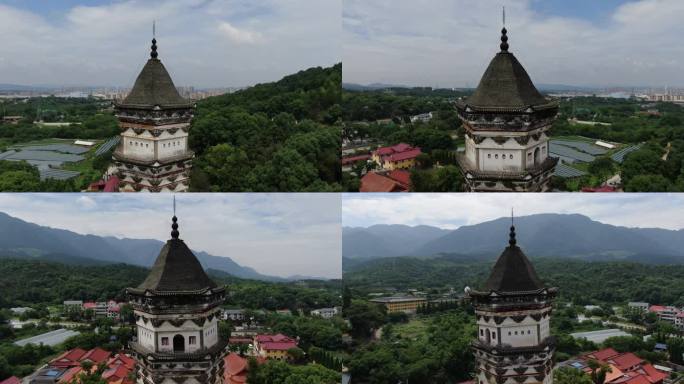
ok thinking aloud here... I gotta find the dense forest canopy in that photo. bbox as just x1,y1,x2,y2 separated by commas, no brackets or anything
189,64,342,192
0,258,340,309
344,256,684,307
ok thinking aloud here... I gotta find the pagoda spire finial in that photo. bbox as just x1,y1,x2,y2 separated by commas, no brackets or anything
171,195,179,239
500,6,509,52
151,21,158,59
509,208,516,246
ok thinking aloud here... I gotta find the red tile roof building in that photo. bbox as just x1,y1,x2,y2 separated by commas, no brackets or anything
254,334,298,360
46,349,135,384
80,347,111,365
360,172,409,193
342,154,371,166
224,353,248,384
580,348,669,384
50,348,88,368
372,143,422,170
0,377,20,384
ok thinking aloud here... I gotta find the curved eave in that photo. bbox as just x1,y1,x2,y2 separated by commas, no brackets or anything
455,99,559,114
472,336,556,355
127,285,225,297
469,286,557,297
115,101,196,111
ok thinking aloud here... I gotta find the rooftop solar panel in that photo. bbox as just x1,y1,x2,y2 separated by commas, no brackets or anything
551,140,608,156
13,144,90,155
1,150,84,163
95,136,120,156
554,163,587,178
39,169,81,181
550,143,596,163
611,144,643,163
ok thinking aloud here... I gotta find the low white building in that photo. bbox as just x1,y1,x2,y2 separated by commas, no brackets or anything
310,307,339,319
63,300,83,312
222,309,245,321
10,307,31,315
627,302,649,312
410,112,433,123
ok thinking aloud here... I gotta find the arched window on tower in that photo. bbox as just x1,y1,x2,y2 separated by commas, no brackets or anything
173,334,185,352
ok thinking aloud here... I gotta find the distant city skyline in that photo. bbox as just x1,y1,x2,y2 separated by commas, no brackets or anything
0,194,342,279
0,0,340,87
344,0,684,88
342,193,684,231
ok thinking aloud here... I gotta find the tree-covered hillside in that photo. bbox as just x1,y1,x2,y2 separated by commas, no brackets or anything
0,258,341,310
189,64,342,192
344,257,684,306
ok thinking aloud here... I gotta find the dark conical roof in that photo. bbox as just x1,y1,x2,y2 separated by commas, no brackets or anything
464,28,548,110
119,39,192,109
120,59,191,109
483,225,544,292
466,52,548,109
136,217,217,292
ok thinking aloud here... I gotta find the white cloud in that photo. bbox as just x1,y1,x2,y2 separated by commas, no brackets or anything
0,193,341,279
0,0,339,87
76,196,97,209
343,0,684,87
342,193,684,231
218,21,264,44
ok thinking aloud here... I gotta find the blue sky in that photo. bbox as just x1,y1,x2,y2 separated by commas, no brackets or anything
0,0,340,87
343,0,684,87
529,0,631,24
0,193,342,279
342,193,684,230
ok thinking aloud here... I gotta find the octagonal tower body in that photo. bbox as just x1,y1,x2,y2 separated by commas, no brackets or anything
127,216,226,384
468,224,557,384
455,28,558,192
112,37,195,192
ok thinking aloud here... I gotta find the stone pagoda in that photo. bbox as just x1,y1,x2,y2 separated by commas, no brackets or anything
455,25,558,192
127,214,226,383
112,32,195,192
467,219,557,384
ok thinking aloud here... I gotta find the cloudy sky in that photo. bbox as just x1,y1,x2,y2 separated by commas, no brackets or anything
344,0,684,88
0,194,341,279
0,0,340,87
343,193,684,231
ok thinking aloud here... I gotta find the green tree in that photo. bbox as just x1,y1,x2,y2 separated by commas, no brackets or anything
346,300,385,339
554,367,592,384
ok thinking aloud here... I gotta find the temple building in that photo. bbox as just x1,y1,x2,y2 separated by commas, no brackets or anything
127,214,226,383
111,34,195,192
467,220,557,384
456,26,558,192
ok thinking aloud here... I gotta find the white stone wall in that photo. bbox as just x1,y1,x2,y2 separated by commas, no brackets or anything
477,312,550,348
478,149,523,172
158,137,187,160
157,329,202,353
203,320,219,348
138,324,156,350
120,126,189,163
123,137,155,161
135,315,217,353
467,132,551,173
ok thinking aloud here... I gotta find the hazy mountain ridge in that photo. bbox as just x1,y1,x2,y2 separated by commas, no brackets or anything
343,214,684,264
0,212,284,281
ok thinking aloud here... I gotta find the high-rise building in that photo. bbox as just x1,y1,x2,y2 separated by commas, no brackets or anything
112,35,195,192
127,215,226,383
456,27,558,192
467,221,557,384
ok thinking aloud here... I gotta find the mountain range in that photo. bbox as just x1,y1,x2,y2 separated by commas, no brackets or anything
343,214,684,265
0,211,285,281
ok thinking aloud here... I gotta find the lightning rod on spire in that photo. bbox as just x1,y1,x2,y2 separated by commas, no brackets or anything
503,6,506,27
153,20,156,38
